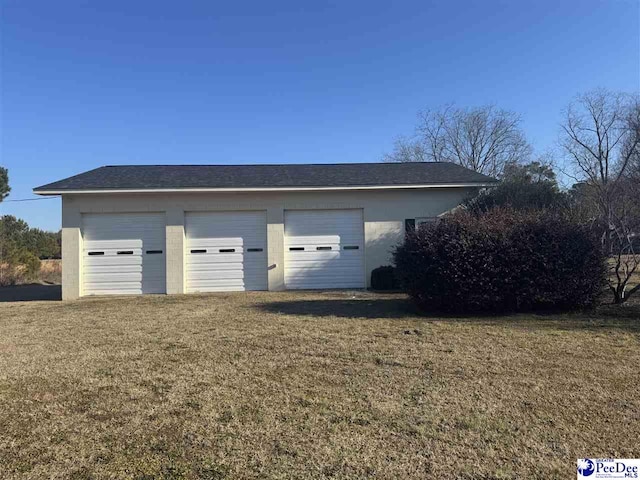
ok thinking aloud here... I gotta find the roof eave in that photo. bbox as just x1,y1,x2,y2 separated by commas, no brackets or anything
33,182,497,196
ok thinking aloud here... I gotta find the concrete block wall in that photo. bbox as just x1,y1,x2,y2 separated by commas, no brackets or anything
266,208,286,291
60,188,477,299
165,207,185,295
61,197,82,300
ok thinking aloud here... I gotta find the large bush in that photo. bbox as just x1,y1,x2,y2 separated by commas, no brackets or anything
393,208,606,313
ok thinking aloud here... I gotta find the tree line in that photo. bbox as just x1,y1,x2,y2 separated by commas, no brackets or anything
0,168,61,284
0,215,61,259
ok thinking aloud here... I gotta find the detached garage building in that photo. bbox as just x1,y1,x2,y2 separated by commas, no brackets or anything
34,162,495,300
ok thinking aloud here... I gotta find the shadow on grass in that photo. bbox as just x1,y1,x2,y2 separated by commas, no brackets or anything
424,303,640,333
0,284,62,302
567,303,640,332
255,298,421,319
255,296,640,332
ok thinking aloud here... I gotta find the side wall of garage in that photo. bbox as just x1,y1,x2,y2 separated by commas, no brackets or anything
61,188,477,299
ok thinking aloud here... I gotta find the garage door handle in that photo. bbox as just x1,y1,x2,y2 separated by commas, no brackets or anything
146,250,163,254
289,247,304,251
219,248,235,253
117,251,134,255
316,246,332,251
88,251,104,256
190,249,206,254
247,248,263,252
343,246,359,250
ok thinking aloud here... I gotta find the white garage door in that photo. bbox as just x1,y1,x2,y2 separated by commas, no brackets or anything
285,209,365,289
82,213,166,295
185,211,267,292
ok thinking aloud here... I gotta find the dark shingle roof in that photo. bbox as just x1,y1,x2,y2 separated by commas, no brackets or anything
34,163,496,193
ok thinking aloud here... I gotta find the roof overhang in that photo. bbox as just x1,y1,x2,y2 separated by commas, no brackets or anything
33,183,495,196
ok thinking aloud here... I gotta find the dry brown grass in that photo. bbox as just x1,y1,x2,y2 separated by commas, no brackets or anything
38,259,62,284
0,259,61,286
0,292,638,479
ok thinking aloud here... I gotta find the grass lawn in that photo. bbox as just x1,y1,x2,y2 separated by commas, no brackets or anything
0,292,638,479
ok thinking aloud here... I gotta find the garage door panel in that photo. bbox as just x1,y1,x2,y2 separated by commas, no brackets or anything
84,240,146,251
84,250,146,259
94,247,144,254
187,253,245,263
286,262,363,272
83,213,165,225
285,211,359,226
84,242,164,251
285,210,364,290
188,270,246,280
285,261,364,271
187,263,265,272
286,273,363,282
83,256,143,267
187,285,246,292
285,279,362,289
84,273,143,283
83,285,144,295
187,213,264,229
187,262,265,272
83,280,143,289
188,239,248,249
83,289,142,295
186,260,243,270
186,259,263,268
288,232,362,239
286,236,342,245
285,251,341,261
286,278,362,285
187,278,258,288
83,265,144,275
188,281,248,288
84,262,144,272
82,213,166,296
290,251,361,259
286,235,362,244
185,211,267,293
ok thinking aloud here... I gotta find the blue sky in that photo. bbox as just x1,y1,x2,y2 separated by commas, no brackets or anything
1,0,638,231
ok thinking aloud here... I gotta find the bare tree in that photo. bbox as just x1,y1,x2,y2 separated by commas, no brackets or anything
626,99,640,182
561,89,640,304
383,104,531,177
384,136,428,163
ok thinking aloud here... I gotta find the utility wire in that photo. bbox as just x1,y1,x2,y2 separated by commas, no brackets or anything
2,197,58,202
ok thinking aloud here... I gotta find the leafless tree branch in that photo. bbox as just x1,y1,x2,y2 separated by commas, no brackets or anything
383,104,531,177
561,89,640,303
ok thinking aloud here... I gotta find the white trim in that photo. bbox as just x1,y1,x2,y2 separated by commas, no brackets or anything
33,183,495,196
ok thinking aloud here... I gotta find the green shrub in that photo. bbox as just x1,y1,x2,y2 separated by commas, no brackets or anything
393,208,607,313
0,240,41,285
464,181,567,214
20,250,41,282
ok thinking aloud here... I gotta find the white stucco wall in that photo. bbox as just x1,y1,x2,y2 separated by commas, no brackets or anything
61,187,477,299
